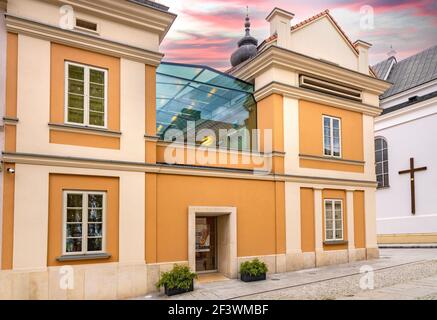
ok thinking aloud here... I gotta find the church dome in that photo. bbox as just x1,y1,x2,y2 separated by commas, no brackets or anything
230,12,258,67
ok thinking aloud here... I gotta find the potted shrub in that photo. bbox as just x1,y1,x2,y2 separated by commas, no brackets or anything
156,264,197,296
240,258,268,282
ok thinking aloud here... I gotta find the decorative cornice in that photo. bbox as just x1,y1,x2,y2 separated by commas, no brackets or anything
255,81,383,116
144,134,160,142
5,15,164,66
48,122,122,137
41,0,177,43
3,117,19,125
230,45,391,95
1,152,377,188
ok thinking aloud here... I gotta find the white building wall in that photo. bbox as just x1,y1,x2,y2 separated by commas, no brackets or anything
375,103,437,235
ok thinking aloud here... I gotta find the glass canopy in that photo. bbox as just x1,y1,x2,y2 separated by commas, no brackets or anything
156,62,257,151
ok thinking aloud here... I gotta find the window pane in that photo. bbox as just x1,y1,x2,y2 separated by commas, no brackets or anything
333,138,340,156
382,139,387,149
90,83,104,98
90,98,104,112
68,108,84,124
87,238,102,251
324,117,330,127
375,150,382,163
324,127,330,137
67,194,83,207
376,162,382,175
335,230,343,239
326,230,333,240
383,161,389,174
88,223,103,237
326,220,333,229
335,210,342,220
90,69,105,84
66,224,82,237
69,65,84,81
89,111,104,126
88,194,103,208
67,209,82,222
384,174,389,187
68,94,84,109
68,79,84,95
383,149,388,161
375,138,382,150
66,238,82,253
333,118,340,130
88,209,103,222
335,201,342,211
377,175,383,188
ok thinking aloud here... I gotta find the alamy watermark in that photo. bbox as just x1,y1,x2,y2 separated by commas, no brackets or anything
359,265,375,290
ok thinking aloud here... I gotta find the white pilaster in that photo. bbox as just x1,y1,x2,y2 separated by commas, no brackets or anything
346,190,355,250
314,188,324,253
285,183,301,254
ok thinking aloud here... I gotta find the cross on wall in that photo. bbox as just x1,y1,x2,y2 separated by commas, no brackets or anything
398,158,427,215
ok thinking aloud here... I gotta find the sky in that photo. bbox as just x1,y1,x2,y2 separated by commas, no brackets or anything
157,0,437,71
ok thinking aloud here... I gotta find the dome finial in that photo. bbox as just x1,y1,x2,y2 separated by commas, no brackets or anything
230,8,259,67
245,6,251,36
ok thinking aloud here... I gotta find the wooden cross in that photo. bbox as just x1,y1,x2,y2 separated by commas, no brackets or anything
398,158,427,215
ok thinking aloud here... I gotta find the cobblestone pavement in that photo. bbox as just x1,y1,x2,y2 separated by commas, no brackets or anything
136,249,437,300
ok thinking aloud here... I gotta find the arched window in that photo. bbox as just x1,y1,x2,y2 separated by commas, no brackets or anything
375,137,389,188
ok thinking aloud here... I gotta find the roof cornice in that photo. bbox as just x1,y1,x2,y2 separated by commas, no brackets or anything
230,45,392,95
5,14,164,66
255,81,383,116
41,0,176,43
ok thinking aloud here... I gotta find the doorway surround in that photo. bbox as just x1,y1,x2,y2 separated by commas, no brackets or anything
188,206,237,278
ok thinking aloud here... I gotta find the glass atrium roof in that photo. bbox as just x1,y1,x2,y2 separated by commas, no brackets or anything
156,62,257,150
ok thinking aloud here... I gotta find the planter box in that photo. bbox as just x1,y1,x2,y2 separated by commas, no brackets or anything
164,281,194,296
240,273,266,282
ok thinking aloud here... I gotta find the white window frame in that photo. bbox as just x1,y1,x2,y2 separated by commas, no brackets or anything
322,115,342,158
64,61,108,129
375,137,389,188
324,199,344,241
62,190,107,256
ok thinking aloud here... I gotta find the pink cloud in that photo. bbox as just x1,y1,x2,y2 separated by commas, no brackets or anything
161,0,437,70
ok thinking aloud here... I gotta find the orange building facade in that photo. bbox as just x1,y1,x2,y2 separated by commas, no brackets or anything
0,1,390,299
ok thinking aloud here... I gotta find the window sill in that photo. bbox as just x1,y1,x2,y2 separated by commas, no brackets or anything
324,240,348,245
300,154,365,166
56,253,111,262
49,123,121,137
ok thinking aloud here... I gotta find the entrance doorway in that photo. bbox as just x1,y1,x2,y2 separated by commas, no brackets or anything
188,206,238,278
195,217,217,273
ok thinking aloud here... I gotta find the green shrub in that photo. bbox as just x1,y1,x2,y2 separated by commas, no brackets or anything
240,258,268,276
156,264,197,290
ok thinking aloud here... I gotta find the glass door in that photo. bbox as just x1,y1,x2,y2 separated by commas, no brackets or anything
195,217,217,273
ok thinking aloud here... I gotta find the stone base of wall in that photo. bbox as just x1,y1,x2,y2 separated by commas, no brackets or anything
0,248,379,300
0,262,148,300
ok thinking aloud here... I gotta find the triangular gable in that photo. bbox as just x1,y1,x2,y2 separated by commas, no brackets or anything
288,9,362,71
290,9,358,56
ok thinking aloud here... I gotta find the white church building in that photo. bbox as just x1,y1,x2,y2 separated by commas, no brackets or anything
373,45,437,244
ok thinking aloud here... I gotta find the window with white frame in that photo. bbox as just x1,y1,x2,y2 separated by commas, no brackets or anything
375,137,389,188
324,199,343,241
65,62,107,128
63,191,106,255
323,115,341,157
